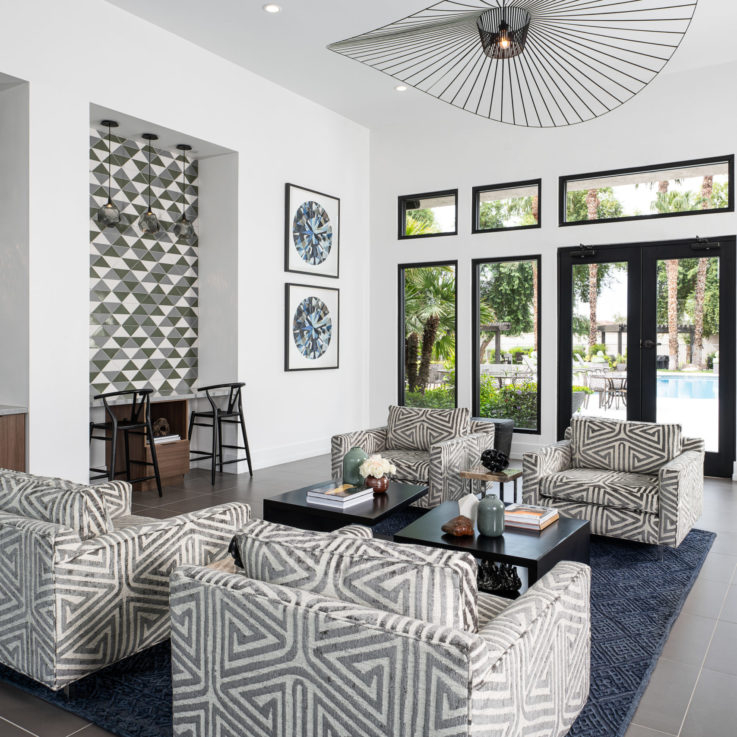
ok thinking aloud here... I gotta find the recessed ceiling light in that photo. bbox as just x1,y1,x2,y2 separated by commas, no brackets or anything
395,85,408,92
263,3,281,12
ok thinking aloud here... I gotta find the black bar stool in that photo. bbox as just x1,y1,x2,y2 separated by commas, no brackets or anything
188,383,253,485
89,388,163,496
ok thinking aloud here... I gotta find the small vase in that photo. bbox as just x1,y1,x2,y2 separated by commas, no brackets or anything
477,494,505,537
343,447,368,486
365,475,389,494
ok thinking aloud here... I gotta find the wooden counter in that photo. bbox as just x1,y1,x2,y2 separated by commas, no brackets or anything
0,406,26,471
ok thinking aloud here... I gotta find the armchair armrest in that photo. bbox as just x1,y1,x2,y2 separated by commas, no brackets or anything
522,439,572,505
91,480,132,519
659,450,704,548
330,426,387,481
332,524,373,539
475,562,590,737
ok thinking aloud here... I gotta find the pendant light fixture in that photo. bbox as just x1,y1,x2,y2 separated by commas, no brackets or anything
96,119,121,227
139,133,161,235
174,144,195,240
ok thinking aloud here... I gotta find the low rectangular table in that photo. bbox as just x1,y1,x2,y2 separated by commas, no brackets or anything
394,500,590,587
263,480,428,532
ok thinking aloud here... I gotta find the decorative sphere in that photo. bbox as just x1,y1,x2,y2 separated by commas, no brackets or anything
480,448,509,473
139,209,161,235
96,200,120,227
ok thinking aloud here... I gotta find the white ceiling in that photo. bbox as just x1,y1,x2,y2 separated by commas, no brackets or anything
106,0,737,132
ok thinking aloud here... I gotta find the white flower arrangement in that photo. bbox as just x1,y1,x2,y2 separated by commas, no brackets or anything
359,454,397,479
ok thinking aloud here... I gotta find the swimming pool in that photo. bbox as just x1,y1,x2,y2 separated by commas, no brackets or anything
656,374,718,400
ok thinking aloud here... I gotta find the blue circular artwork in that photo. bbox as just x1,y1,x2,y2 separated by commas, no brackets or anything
292,200,333,265
292,296,332,359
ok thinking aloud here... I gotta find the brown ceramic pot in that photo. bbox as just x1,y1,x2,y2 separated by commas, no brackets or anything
365,475,389,494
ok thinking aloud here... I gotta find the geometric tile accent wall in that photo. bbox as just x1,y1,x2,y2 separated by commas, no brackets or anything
89,128,198,399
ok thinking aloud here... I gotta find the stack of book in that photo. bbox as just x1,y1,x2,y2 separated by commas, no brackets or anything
153,434,181,445
306,483,375,509
504,504,559,531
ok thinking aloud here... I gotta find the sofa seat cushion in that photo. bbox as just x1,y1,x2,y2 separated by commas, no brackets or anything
235,518,479,632
477,591,511,628
0,470,112,540
383,449,430,482
112,514,158,529
386,405,470,451
540,467,659,514
570,416,681,474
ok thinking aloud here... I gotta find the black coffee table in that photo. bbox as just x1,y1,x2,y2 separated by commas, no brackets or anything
393,500,590,587
263,480,428,532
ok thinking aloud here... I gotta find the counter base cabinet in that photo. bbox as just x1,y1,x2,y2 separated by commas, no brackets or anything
0,413,26,471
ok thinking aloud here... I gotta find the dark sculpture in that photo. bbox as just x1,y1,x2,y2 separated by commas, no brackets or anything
153,417,170,437
478,560,522,595
480,448,509,473
441,515,475,537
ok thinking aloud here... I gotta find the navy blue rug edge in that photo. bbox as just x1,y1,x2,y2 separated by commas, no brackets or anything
611,528,715,737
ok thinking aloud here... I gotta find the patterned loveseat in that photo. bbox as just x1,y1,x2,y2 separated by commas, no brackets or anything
170,519,591,737
0,468,250,690
522,417,704,547
331,405,495,507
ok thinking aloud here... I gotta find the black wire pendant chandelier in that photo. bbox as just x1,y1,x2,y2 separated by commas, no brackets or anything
328,0,697,127
174,144,195,241
139,133,161,235
96,119,121,227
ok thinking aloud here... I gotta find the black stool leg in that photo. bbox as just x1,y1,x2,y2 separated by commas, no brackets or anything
187,411,195,447
211,410,219,485
146,417,163,497
109,417,118,482
218,415,224,474
238,405,253,477
124,429,132,483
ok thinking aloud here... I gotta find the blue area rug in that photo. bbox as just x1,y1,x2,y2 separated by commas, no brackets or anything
0,526,714,737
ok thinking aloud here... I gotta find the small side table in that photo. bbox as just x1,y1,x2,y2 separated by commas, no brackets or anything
460,465,523,503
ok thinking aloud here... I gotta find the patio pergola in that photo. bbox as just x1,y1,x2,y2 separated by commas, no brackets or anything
480,322,512,362
597,323,696,363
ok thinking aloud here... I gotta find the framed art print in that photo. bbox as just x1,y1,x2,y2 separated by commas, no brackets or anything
285,283,340,371
285,183,340,278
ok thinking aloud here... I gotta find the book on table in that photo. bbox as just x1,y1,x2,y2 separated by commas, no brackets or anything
504,503,559,530
153,434,181,445
306,483,375,508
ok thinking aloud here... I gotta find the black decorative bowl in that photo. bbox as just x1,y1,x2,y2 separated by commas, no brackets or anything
480,448,509,473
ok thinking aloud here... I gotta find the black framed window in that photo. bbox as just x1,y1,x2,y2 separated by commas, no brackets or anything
472,255,541,433
560,155,734,226
472,179,541,233
398,189,458,239
398,261,457,408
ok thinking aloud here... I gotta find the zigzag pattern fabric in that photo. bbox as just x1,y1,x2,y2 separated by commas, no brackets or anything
386,405,470,450
540,468,659,514
477,591,510,627
0,470,251,690
330,410,495,507
169,561,590,737
570,416,682,474
523,421,704,547
234,518,479,631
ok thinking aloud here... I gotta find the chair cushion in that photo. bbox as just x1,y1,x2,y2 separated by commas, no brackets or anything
234,518,479,632
383,449,430,482
0,470,112,540
386,405,470,451
111,514,158,529
540,467,659,514
570,416,682,474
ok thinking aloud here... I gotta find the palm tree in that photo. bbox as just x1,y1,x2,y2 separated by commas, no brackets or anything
586,189,599,351
692,176,712,368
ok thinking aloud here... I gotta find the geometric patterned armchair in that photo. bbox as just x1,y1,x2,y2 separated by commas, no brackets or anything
170,519,591,737
331,405,495,507
523,417,703,547
0,469,251,690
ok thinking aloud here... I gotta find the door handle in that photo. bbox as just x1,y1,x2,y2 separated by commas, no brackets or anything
640,339,656,349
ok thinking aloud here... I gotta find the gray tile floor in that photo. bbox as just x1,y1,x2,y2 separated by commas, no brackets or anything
0,457,734,737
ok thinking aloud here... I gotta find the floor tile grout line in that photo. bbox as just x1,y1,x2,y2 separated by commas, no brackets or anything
0,715,40,737
675,573,733,737
64,724,93,736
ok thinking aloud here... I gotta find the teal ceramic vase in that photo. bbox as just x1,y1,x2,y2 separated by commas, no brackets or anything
477,494,505,537
342,447,368,485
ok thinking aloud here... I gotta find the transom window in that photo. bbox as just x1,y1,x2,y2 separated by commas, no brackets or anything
398,190,458,239
472,179,541,233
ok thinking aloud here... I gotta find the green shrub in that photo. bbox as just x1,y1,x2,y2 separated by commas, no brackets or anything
587,343,607,359
405,386,455,409
707,351,716,370
509,346,534,364
572,385,593,395
478,377,537,430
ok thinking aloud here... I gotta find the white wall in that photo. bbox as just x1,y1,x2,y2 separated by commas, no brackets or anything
0,0,370,481
369,60,737,459
0,79,29,409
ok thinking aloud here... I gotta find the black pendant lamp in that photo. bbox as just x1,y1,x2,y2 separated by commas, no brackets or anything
96,120,121,227
174,144,195,240
139,133,161,235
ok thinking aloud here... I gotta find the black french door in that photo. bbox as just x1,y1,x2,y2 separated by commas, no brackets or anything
558,236,735,477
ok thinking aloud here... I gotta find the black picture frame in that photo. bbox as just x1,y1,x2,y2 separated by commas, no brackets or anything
398,189,458,239
559,155,734,227
471,255,542,434
472,178,542,234
284,283,340,371
285,183,340,278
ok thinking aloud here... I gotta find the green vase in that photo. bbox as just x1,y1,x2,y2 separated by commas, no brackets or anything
477,494,505,537
343,447,368,485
